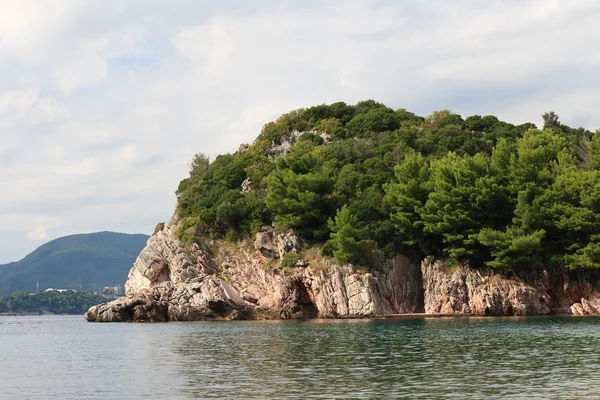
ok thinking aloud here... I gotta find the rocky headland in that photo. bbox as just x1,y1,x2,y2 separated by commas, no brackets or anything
85,102,600,322
85,222,600,322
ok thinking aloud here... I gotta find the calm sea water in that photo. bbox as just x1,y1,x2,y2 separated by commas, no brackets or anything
1,315,600,399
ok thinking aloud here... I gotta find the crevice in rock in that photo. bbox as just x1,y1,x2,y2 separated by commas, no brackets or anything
408,254,425,313
415,285,425,313
413,256,426,313
208,299,235,315
296,280,319,319
280,278,319,319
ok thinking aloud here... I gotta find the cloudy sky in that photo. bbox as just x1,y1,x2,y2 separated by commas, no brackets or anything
1,0,600,263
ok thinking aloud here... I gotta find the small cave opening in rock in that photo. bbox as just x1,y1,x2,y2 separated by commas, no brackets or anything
415,286,425,314
289,279,319,319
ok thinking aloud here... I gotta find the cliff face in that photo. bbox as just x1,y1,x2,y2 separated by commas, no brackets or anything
85,223,424,322
422,262,600,316
85,223,600,322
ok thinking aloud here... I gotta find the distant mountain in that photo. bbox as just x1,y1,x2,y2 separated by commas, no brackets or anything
0,232,149,295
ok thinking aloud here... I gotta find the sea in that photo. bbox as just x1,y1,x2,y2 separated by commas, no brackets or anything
1,315,599,399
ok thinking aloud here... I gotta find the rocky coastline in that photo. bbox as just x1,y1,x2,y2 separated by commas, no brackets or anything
85,222,600,322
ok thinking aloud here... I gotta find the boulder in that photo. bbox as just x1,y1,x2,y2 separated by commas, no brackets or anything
167,277,247,321
125,224,216,294
571,298,600,316
265,130,302,160
241,178,251,193
253,226,301,259
84,294,168,322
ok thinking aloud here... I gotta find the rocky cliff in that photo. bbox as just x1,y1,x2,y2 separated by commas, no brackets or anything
85,223,423,322
85,223,600,322
422,261,600,316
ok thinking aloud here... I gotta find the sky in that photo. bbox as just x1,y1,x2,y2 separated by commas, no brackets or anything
1,0,600,263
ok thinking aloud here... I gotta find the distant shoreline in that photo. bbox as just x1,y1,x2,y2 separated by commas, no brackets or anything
0,311,84,316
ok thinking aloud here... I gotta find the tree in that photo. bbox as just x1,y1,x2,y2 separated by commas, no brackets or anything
508,128,572,192
328,205,377,265
419,153,511,263
542,111,560,130
265,141,334,239
172,100,600,272
189,153,210,179
477,227,545,270
384,151,433,256
346,107,400,136
590,131,600,170
537,168,600,268
266,168,333,239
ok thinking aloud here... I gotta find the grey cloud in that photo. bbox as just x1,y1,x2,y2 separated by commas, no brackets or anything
0,194,139,215
0,0,600,263
0,148,16,166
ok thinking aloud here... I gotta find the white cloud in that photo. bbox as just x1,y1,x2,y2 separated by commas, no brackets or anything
0,89,39,112
1,0,600,262
0,0,77,62
174,22,233,78
27,226,48,241
52,36,110,94
56,157,99,176
0,89,68,130
119,145,137,164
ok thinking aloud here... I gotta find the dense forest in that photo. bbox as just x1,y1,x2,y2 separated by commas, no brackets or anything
173,100,600,272
0,291,109,315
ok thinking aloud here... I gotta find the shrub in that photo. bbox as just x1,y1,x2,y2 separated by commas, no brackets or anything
153,222,165,236
281,252,303,269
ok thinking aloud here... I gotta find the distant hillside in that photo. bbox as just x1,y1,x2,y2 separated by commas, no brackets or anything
0,232,149,295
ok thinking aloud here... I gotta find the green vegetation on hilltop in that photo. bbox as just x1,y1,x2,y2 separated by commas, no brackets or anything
0,291,109,315
0,232,149,295
175,101,600,271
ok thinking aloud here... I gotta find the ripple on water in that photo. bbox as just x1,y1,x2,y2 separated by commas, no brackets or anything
1,315,600,399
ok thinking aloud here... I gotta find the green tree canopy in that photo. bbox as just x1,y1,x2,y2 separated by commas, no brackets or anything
174,101,599,271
